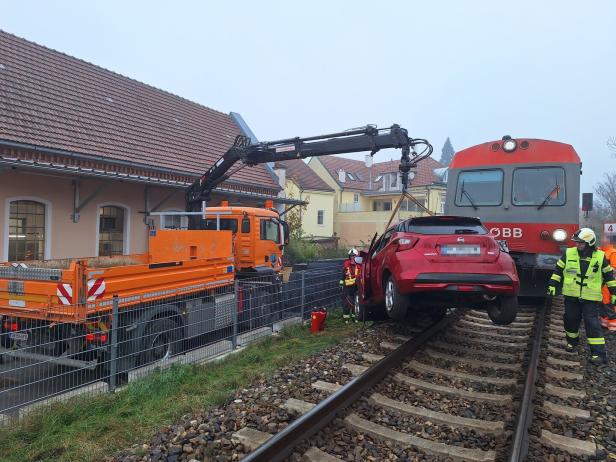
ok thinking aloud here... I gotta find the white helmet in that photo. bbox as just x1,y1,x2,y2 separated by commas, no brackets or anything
572,228,596,246
348,248,359,257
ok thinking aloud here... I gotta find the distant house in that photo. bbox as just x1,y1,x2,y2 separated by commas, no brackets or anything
274,159,335,240
308,155,446,247
0,30,299,261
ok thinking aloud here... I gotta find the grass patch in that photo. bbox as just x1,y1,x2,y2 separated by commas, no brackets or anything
0,312,360,462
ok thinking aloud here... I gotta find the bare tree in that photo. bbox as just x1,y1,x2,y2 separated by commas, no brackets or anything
608,137,616,156
595,172,616,221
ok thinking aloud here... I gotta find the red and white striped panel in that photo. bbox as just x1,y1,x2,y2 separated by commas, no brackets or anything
87,278,106,302
56,284,73,305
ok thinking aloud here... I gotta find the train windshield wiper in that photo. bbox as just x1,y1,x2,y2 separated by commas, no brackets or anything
461,182,479,210
537,184,561,210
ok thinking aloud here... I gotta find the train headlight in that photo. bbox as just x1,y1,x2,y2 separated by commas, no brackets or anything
552,229,567,242
502,137,517,153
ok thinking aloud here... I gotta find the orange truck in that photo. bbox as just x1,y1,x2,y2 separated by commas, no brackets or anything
0,205,288,371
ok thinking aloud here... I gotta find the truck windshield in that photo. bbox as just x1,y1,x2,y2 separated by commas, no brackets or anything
203,218,238,232
455,170,503,206
512,167,565,206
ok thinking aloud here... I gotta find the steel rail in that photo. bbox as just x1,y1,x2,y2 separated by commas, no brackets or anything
241,312,458,462
508,302,547,462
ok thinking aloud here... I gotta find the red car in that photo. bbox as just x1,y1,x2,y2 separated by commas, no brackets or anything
357,216,520,325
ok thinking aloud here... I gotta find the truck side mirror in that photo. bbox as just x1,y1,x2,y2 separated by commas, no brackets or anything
281,220,290,245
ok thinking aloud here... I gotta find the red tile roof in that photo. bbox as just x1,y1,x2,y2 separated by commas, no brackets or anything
0,30,279,192
317,155,443,191
275,159,334,192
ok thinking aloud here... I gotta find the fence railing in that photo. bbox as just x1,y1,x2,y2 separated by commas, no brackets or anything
0,268,341,423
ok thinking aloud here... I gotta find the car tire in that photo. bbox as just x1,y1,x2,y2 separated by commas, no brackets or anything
384,276,409,321
487,295,518,325
353,293,367,322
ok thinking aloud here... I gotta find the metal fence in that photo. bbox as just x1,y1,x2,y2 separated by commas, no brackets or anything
0,268,341,423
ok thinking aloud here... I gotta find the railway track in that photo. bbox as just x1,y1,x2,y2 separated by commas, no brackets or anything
229,302,604,462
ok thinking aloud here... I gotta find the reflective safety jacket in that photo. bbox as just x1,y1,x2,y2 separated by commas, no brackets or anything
341,260,360,287
549,247,616,301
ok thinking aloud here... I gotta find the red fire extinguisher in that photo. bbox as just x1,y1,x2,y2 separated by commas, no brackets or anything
310,309,327,333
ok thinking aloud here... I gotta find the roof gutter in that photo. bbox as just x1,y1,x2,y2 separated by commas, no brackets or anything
0,138,278,192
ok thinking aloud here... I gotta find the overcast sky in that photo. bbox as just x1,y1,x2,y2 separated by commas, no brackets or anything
1,1,615,194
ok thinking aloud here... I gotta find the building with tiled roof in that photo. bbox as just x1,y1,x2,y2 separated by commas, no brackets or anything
0,30,292,261
273,159,335,239
308,155,446,247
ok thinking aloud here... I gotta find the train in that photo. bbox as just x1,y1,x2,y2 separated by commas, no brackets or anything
445,136,582,297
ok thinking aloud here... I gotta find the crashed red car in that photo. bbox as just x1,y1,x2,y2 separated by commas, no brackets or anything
357,216,520,325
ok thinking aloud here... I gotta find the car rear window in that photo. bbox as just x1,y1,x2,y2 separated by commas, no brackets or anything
399,218,488,235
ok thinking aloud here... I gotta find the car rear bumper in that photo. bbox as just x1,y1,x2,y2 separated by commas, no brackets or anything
398,272,518,295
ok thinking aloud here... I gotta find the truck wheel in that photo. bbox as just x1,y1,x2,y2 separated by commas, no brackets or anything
487,295,518,325
384,276,409,321
139,318,181,365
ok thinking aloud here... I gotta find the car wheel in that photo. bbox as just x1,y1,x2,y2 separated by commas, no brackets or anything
353,293,367,322
384,276,409,321
138,318,182,366
487,295,518,325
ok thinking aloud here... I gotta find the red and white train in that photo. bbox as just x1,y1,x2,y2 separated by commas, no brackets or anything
445,136,581,297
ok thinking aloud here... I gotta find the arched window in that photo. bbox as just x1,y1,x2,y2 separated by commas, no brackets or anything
8,200,46,261
98,206,126,256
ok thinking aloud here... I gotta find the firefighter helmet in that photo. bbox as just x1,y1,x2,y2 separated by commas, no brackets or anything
348,248,359,257
572,228,596,246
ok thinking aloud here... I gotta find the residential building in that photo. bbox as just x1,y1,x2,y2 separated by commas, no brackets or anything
308,155,446,247
274,159,335,240
0,31,299,262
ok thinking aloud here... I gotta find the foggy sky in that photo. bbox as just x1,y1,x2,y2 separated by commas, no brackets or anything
1,0,615,194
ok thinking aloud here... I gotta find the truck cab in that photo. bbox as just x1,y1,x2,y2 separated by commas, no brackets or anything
202,202,289,277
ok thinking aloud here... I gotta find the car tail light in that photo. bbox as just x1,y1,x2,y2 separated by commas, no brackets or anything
486,239,500,257
396,237,418,252
3,321,19,331
85,332,108,344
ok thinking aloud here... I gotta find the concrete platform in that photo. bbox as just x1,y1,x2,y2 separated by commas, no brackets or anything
238,326,273,346
273,316,302,333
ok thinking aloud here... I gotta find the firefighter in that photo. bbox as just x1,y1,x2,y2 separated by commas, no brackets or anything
340,248,360,323
547,228,616,365
599,233,616,330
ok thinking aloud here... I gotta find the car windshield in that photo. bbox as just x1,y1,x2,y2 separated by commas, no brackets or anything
455,169,503,206
512,167,565,206
400,217,488,235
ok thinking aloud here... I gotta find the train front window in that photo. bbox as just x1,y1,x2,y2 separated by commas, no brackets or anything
512,167,565,206
455,169,503,207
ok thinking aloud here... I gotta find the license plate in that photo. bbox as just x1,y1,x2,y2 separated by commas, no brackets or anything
8,331,28,342
441,245,481,255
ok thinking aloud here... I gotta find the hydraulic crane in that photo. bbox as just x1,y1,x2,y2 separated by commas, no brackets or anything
185,124,433,228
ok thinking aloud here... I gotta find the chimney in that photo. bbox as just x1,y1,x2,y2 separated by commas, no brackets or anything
338,169,346,183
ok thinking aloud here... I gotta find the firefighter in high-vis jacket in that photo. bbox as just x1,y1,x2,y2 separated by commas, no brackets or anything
340,248,360,323
547,228,616,365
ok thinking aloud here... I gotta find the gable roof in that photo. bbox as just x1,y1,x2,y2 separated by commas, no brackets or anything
275,159,334,192
0,30,279,192
317,155,443,191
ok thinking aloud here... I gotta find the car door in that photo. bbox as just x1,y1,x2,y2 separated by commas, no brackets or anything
370,228,395,300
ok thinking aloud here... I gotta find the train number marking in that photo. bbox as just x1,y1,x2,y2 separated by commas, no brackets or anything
490,227,523,238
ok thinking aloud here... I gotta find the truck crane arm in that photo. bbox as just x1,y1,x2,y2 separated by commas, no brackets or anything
186,124,432,210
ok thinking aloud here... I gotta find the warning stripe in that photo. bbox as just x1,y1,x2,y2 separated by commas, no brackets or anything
87,278,106,301
56,284,73,305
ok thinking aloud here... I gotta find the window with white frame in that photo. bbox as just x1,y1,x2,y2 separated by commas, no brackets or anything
317,210,325,225
99,206,125,256
8,200,46,261
353,193,359,203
